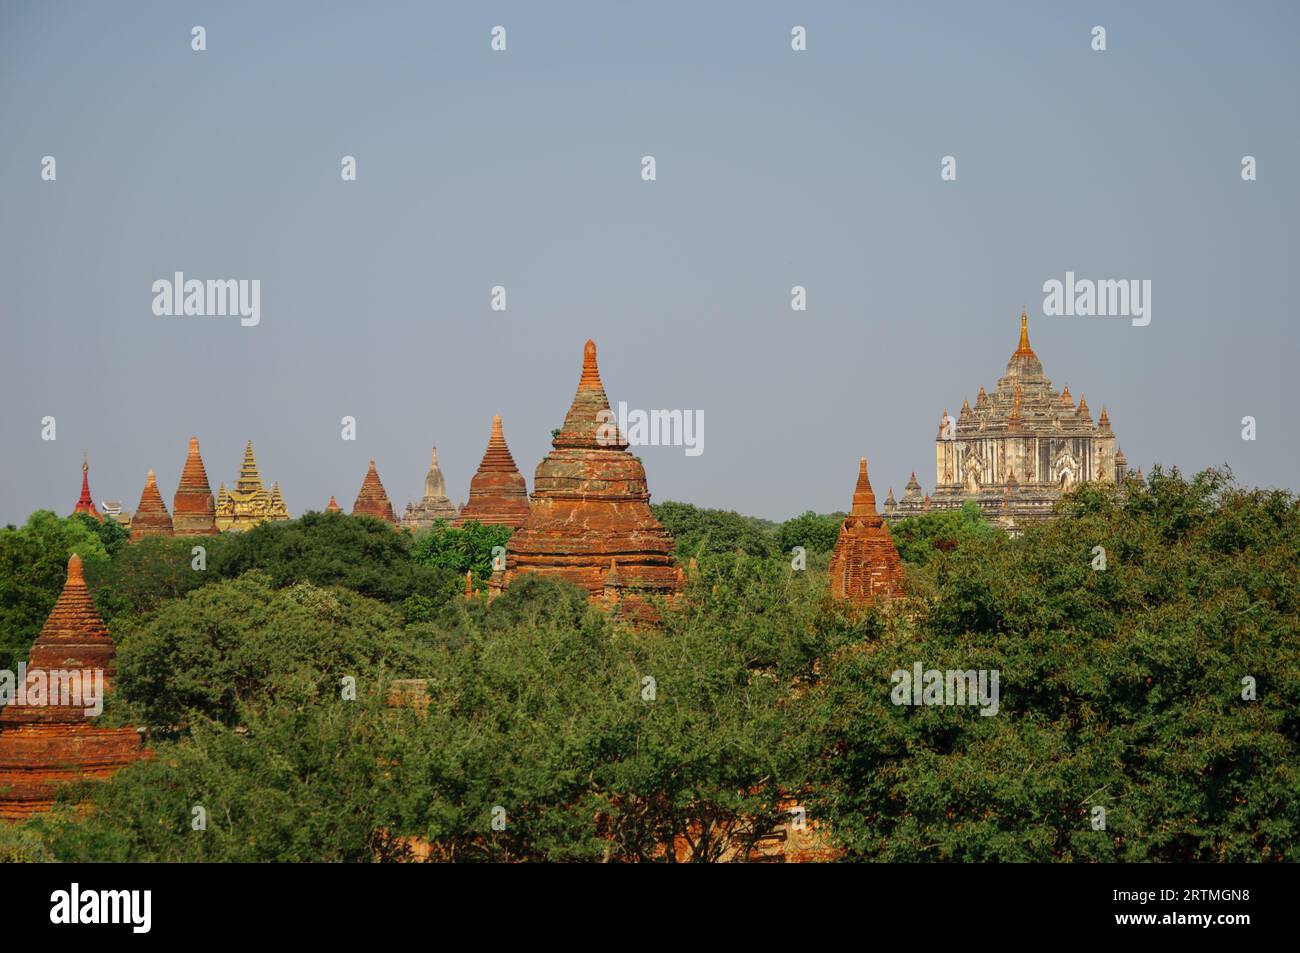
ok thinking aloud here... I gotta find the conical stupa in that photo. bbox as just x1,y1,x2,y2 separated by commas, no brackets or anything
353,460,398,526
827,457,905,605
172,437,218,536
130,470,174,541
498,340,681,616
404,446,460,531
0,555,148,819
454,416,530,529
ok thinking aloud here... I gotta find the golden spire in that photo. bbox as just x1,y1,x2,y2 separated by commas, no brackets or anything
1015,309,1034,355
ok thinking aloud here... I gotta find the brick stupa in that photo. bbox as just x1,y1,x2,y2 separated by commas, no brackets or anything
827,457,905,605
454,416,530,529
129,470,174,541
352,460,398,526
172,437,218,536
325,496,341,513
0,554,148,820
71,455,100,521
496,340,681,615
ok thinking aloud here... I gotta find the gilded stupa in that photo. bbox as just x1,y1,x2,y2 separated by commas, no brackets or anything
214,441,290,532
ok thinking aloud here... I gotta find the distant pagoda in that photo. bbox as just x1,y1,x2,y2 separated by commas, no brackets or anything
403,447,459,531
886,311,1125,534
214,441,290,532
129,470,174,541
454,415,530,529
172,437,218,536
71,454,100,521
352,460,398,526
496,340,682,617
828,458,905,605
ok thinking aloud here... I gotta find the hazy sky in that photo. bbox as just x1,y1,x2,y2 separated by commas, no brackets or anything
2,1,1297,525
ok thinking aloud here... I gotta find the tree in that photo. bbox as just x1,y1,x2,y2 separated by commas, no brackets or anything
85,535,224,622
799,468,1300,861
210,510,457,607
777,510,845,556
889,500,1000,566
110,574,431,727
652,501,777,559
410,520,512,583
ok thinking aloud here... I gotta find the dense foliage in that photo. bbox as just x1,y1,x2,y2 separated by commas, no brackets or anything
888,500,1001,566
801,468,1300,861
409,520,513,583
2,468,1297,862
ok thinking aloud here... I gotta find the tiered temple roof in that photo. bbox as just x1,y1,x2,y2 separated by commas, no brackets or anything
214,441,290,532
404,446,460,531
0,555,148,819
886,311,1123,533
496,340,682,618
129,470,174,541
827,458,905,605
172,437,218,536
352,460,398,526
454,415,531,529
71,455,100,521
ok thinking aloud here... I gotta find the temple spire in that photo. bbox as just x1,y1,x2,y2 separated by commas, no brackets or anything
173,436,218,536
851,457,879,517
555,340,621,450
72,453,101,520
353,459,398,526
579,339,603,390
130,469,174,540
1016,309,1033,355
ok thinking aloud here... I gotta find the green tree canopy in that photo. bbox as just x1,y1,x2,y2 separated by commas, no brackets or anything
889,500,1000,566
800,467,1300,861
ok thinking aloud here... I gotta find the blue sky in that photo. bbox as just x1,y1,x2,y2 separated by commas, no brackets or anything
2,1,1297,522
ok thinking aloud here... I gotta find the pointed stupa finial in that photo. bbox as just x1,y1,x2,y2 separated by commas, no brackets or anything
579,339,602,390
1016,309,1032,354
73,452,100,520
431,445,438,466
850,457,880,517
